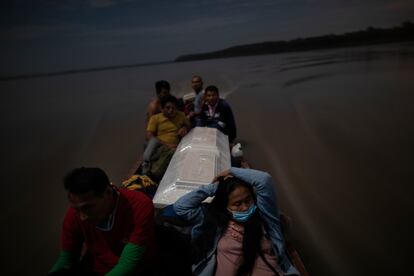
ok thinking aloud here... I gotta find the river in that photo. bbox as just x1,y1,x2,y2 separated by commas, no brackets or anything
1,42,413,275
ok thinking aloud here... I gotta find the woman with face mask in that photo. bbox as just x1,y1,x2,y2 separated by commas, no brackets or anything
173,168,300,276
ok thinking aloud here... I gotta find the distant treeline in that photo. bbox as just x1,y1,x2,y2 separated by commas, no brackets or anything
175,21,414,62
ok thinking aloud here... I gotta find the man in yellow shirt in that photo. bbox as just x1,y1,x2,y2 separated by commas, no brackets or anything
143,95,190,176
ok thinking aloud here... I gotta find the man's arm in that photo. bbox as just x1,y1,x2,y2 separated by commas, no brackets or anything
146,131,155,141
106,195,155,275
196,105,207,127
194,92,205,114
146,100,158,123
177,127,188,138
49,209,83,273
49,251,76,274
178,114,191,137
105,243,146,276
146,115,158,141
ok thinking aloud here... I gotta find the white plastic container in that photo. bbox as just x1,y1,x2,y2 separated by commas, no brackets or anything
152,127,231,208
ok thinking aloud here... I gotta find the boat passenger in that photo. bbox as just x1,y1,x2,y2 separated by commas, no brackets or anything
187,75,205,125
173,168,300,276
197,85,237,143
192,75,205,115
143,95,191,177
49,167,156,275
146,80,171,124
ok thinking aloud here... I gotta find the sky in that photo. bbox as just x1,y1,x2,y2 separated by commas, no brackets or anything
0,0,413,76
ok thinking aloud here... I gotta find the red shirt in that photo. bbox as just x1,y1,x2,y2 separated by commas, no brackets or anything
61,188,155,274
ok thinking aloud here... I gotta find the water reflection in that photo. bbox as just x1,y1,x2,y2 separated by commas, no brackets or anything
0,43,413,275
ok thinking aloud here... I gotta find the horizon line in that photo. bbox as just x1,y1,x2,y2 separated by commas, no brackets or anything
2,20,412,82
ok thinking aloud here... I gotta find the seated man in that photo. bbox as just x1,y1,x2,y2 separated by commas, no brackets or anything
146,80,171,124
143,95,190,177
197,85,237,143
49,167,156,275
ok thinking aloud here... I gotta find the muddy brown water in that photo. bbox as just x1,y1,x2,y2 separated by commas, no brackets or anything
1,43,413,275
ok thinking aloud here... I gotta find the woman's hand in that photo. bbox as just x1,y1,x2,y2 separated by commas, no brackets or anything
212,169,233,183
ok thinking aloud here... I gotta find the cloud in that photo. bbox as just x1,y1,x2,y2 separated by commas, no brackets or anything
88,0,117,8
38,0,132,10
0,24,85,41
70,13,252,39
0,12,250,44
0,11,251,43
179,0,295,10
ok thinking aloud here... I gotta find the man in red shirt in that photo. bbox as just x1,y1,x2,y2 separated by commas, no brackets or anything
50,167,156,275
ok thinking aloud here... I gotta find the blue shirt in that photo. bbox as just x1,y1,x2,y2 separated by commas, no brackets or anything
194,89,204,114
173,167,300,275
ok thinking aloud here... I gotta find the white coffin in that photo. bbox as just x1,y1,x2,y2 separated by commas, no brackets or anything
152,127,231,208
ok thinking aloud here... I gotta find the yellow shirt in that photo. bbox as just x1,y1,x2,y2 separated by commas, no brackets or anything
147,111,190,145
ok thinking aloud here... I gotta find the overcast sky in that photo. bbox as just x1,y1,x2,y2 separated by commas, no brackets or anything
1,0,413,76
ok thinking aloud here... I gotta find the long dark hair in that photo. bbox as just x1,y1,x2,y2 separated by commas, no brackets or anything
193,176,274,276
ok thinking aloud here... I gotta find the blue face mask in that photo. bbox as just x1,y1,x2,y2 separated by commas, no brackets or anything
228,204,257,222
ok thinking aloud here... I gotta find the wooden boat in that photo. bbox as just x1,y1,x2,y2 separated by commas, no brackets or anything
123,127,309,276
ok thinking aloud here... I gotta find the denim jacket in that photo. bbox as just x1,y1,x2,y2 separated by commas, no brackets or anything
173,167,300,276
